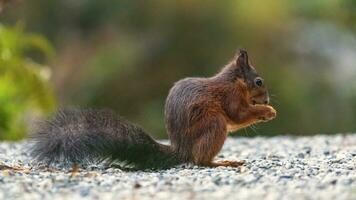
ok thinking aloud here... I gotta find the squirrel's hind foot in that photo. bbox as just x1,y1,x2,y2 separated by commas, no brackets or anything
203,160,245,168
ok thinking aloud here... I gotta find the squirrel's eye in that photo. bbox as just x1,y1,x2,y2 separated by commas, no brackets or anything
254,77,263,87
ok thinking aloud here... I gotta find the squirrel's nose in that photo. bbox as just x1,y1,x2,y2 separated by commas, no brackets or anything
264,97,270,105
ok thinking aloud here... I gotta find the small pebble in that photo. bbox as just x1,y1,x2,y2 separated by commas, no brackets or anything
0,135,354,200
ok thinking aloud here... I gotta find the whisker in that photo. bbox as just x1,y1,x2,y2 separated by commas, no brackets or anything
243,127,248,136
270,99,280,105
249,124,259,135
269,93,280,105
269,96,280,105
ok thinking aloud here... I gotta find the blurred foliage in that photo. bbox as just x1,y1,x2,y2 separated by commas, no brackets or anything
0,23,56,140
1,0,356,139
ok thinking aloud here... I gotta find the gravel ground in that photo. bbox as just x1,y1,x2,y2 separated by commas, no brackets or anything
0,134,355,200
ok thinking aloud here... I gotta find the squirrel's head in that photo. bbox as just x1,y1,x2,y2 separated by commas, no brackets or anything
230,49,270,105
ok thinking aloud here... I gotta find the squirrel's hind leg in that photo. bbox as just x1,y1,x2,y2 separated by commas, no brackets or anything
190,115,228,166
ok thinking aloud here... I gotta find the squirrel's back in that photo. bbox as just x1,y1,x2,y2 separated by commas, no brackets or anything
165,78,210,120
165,77,224,161
165,77,212,132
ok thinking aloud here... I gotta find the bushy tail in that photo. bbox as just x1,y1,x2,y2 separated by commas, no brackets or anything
30,108,180,170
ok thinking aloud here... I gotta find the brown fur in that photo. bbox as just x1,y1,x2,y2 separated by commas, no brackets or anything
165,49,276,167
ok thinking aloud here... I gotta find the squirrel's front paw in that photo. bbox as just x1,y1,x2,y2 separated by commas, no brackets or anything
259,105,277,122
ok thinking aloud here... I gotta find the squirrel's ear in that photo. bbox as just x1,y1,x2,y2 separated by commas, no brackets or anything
236,49,249,66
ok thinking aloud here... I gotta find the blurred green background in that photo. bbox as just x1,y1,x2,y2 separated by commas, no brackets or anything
1,0,356,140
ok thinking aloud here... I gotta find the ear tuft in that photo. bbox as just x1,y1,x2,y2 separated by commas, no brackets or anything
236,49,249,66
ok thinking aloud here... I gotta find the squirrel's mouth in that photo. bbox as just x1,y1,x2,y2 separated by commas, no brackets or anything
251,99,269,105
251,94,269,105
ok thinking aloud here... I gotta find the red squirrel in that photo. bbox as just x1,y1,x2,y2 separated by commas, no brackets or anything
31,49,276,170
